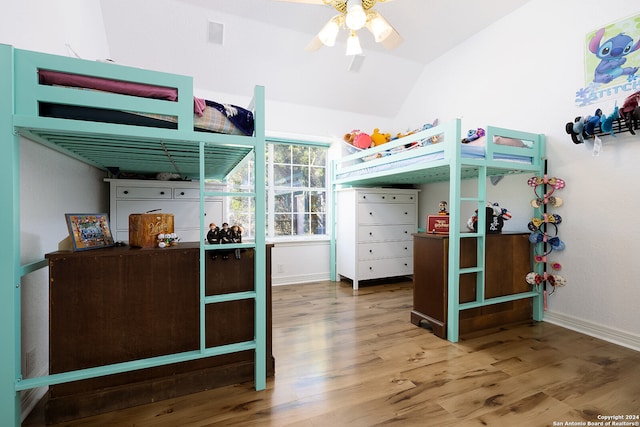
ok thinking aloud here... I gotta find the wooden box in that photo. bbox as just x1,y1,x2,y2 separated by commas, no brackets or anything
427,215,449,234
129,212,174,247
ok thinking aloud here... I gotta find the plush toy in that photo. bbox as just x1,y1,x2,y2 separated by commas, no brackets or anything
461,128,486,143
371,128,391,146
565,116,588,144
344,130,373,149
584,108,603,136
600,103,619,136
621,91,640,135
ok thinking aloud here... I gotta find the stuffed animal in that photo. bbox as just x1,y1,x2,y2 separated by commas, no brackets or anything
371,128,391,146
461,128,486,143
565,116,588,144
621,91,640,135
600,104,619,136
584,109,603,136
344,130,373,149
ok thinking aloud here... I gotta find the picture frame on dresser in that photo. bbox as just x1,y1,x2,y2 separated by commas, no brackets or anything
64,213,115,251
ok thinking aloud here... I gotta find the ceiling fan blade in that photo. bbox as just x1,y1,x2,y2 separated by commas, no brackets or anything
380,26,403,50
305,35,325,52
365,11,403,49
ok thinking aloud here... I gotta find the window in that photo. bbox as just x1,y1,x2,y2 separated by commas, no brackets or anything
226,141,329,239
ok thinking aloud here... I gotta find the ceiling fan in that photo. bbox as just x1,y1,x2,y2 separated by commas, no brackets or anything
276,0,402,55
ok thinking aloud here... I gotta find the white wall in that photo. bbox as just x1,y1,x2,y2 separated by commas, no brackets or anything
0,0,111,419
396,0,640,350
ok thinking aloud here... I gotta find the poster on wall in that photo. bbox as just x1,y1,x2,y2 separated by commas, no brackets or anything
575,13,640,107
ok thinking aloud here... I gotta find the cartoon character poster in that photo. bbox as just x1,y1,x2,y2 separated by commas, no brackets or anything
576,14,640,107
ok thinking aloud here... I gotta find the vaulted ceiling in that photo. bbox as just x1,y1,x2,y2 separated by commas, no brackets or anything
100,0,531,118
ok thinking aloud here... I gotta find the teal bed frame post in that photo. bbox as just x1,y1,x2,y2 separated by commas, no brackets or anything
252,85,267,390
0,43,22,427
198,86,267,391
446,118,464,343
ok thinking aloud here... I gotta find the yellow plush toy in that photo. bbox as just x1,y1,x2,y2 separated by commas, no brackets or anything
371,128,391,146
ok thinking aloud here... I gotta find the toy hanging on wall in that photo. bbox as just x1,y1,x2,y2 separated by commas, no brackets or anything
621,91,640,135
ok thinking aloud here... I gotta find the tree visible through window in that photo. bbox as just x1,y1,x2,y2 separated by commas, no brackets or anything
226,142,328,239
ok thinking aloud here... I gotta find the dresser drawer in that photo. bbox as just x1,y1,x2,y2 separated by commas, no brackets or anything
358,257,413,280
173,188,200,199
358,191,418,204
358,224,414,242
358,203,416,225
116,186,172,199
358,241,412,260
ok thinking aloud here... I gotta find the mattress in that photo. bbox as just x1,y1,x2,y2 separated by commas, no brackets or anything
38,70,254,136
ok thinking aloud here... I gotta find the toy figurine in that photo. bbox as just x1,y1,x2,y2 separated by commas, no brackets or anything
438,201,448,215
206,222,220,244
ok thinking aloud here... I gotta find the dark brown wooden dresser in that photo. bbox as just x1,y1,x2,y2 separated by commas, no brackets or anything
45,242,273,424
411,232,532,339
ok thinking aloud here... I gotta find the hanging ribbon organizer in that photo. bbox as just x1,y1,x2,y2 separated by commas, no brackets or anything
525,161,566,310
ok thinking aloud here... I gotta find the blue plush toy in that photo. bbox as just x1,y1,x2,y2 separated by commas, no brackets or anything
584,109,603,136
600,104,619,136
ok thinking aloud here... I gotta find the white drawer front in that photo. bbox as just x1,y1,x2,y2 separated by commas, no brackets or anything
117,186,172,199
358,257,413,280
358,224,414,242
358,203,416,225
173,188,200,199
358,241,412,260
358,192,417,204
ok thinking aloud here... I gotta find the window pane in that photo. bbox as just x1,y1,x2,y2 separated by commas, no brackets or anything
309,191,326,213
292,191,307,214
274,191,291,213
274,164,291,186
310,166,325,187
292,165,308,187
273,145,290,163
274,213,292,236
310,147,326,166
311,213,326,235
291,145,308,165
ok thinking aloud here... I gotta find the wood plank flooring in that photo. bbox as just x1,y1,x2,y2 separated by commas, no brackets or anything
24,279,640,426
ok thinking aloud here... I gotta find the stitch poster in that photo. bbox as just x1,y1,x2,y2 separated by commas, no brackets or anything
576,13,640,107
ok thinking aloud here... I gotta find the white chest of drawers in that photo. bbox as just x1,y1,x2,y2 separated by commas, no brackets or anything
105,179,224,243
336,187,419,290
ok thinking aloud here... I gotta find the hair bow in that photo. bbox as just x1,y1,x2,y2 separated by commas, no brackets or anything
529,230,565,251
525,272,567,287
528,214,562,230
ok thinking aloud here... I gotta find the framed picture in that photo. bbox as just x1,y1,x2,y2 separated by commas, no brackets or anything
65,213,115,251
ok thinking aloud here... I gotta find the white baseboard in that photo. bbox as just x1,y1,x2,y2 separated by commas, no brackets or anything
272,272,330,286
544,310,640,352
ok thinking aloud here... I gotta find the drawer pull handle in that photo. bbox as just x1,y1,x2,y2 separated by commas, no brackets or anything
160,191,165,195
369,212,373,215
369,232,373,236
180,191,185,196
369,266,373,270
123,190,129,195
369,249,372,253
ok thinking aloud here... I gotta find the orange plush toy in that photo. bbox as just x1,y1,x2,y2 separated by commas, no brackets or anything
371,128,391,146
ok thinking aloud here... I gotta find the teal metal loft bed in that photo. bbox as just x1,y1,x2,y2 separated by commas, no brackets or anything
331,119,547,342
0,44,266,426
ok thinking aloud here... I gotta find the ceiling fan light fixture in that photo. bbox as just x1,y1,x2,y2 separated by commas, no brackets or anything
345,2,367,31
346,30,363,56
318,16,341,47
369,12,393,42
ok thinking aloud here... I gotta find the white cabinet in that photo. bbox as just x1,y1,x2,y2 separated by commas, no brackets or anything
336,188,419,290
106,179,224,243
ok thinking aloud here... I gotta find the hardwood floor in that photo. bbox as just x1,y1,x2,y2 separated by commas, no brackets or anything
24,279,640,426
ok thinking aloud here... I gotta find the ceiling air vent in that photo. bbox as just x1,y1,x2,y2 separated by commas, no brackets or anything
208,21,224,45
